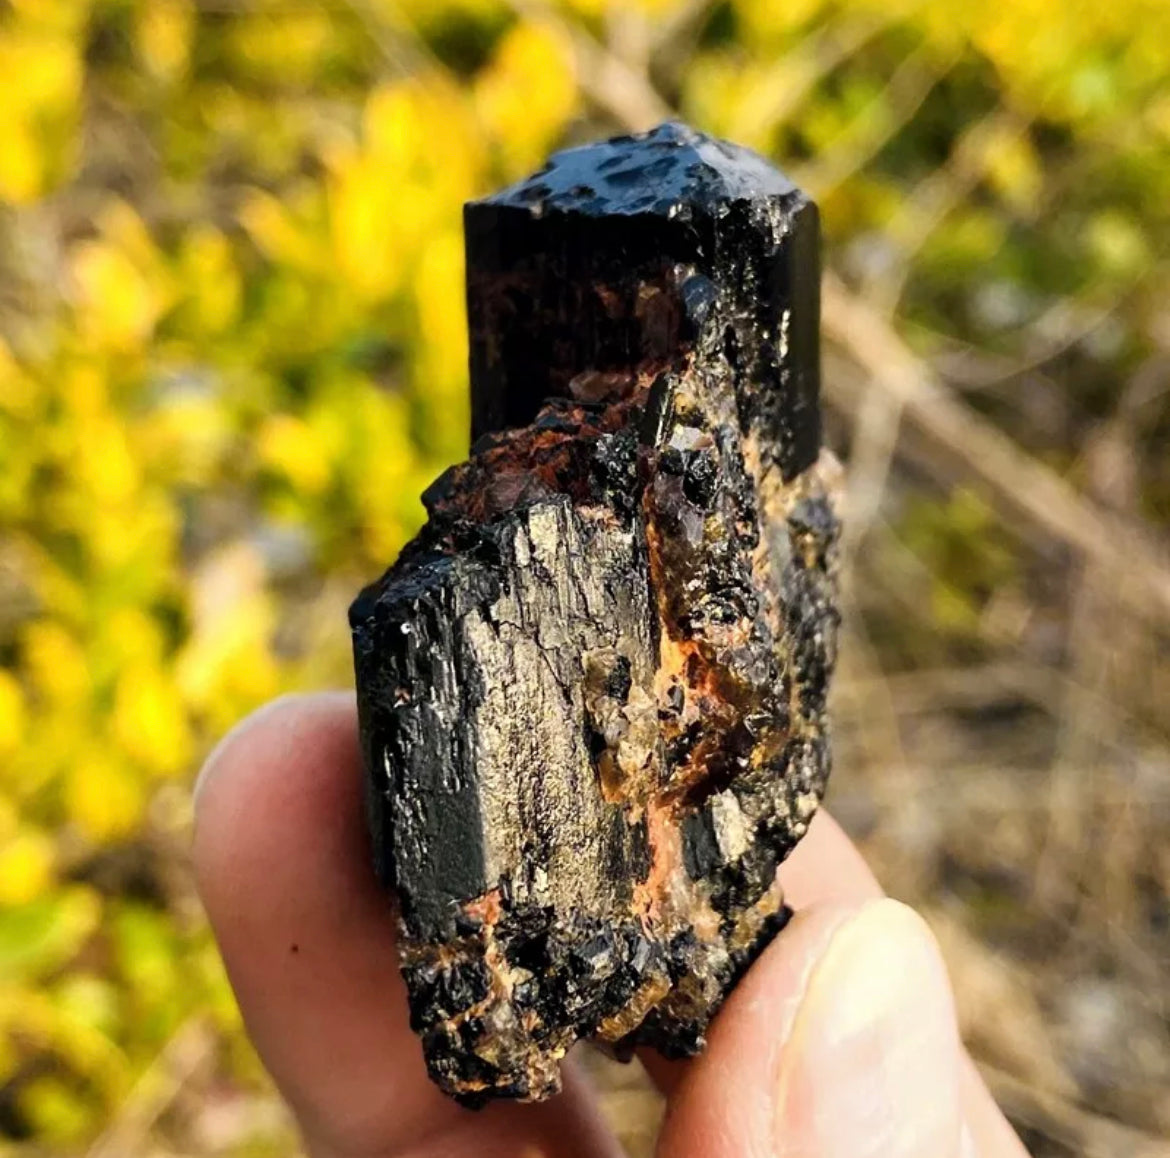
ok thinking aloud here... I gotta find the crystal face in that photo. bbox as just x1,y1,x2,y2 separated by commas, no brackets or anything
350,122,840,1106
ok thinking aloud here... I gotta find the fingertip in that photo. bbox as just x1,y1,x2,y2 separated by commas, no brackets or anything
658,898,965,1158
655,901,870,1155
192,690,357,829
193,692,369,955
960,1056,1031,1157
190,692,427,1150
772,898,963,1158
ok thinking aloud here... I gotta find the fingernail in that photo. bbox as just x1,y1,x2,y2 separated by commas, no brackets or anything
774,899,964,1158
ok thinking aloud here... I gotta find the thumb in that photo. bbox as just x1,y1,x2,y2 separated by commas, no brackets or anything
657,898,968,1158
771,900,966,1157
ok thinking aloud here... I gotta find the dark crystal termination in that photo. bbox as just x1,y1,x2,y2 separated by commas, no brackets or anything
350,122,841,1106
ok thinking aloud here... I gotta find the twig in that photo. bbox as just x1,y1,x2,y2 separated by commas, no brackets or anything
839,377,904,557
872,108,1031,313
929,294,1127,390
794,38,964,200
822,273,1170,627
85,1019,215,1158
342,0,444,79
839,659,1168,746
724,17,892,148
650,0,719,54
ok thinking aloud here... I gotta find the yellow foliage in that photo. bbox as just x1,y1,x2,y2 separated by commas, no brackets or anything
327,79,484,303
71,242,166,353
0,22,81,202
733,0,829,43
985,130,1044,214
0,341,37,419
413,230,470,452
22,622,90,708
476,23,578,170
226,8,332,85
0,829,55,905
65,752,145,842
76,416,141,508
240,188,324,275
0,672,25,756
258,414,334,495
1087,210,1150,278
19,1075,93,1144
113,665,193,778
177,227,243,336
0,976,129,1115
176,544,280,729
135,0,194,81
5,0,92,30
53,973,120,1040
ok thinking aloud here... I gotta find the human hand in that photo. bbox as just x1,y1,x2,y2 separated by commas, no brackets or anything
194,693,1029,1158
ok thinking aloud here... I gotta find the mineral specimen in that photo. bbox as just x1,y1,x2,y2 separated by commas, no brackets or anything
349,122,841,1106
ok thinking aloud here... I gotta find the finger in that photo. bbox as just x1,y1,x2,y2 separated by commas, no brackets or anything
640,807,884,1095
193,693,622,1158
656,898,967,1158
960,1057,1030,1157
781,819,1025,1155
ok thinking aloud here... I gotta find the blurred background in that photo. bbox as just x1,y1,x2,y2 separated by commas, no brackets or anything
1,0,1168,1154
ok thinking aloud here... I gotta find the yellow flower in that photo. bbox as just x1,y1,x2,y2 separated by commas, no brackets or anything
258,413,334,495
240,188,324,274
135,391,233,487
985,128,1043,214
0,671,25,756
328,152,407,302
22,621,89,707
65,752,144,842
475,23,578,172
6,0,92,30
0,828,56,905
75,416,140,507
1087,211,1150,279
327,79,481,303
70,242,162,352
226,7,331,85
135,0,193,81
0,29,81,202
0,340,37,419
60,200,171,360
176,543,280,727
113,665,192,779
176,226,242,335
414,232,470,456
100,608,164,667
732,0,829,45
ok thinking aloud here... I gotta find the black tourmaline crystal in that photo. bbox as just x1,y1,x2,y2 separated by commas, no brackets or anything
349,122,840,1106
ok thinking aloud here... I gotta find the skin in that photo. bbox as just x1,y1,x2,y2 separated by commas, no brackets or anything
193,692,1029,1158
